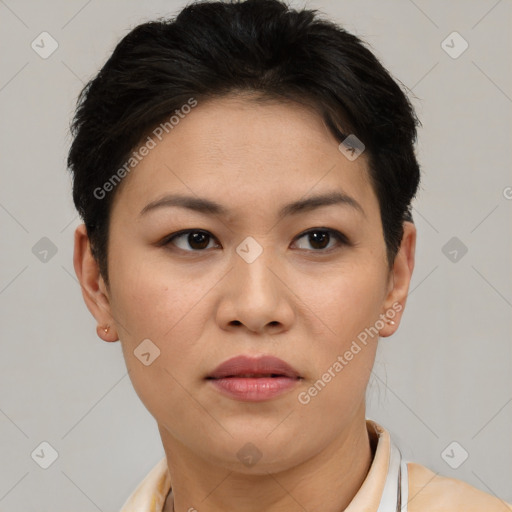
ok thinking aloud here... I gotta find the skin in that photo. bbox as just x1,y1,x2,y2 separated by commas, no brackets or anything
74,95,416,512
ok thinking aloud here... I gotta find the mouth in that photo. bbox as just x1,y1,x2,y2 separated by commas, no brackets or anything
207,373,293,379
206,355,302,401
206,355,301,380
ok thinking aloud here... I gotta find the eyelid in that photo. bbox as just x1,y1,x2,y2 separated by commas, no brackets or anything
294,227,349,246
158,229,219,249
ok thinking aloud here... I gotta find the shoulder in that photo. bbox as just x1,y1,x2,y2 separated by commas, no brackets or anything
407,462,512,512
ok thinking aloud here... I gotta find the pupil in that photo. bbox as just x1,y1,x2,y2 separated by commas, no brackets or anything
310,231,328,249
190,232,209,249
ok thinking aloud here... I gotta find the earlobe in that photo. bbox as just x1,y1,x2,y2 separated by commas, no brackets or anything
73,224,119,342
380,221,416,338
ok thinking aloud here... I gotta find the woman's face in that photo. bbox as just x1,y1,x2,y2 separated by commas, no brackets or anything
77,95,415,473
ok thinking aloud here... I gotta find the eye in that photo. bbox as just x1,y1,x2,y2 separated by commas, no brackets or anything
160,228,348,253
161,229,219,252
292,228,348,252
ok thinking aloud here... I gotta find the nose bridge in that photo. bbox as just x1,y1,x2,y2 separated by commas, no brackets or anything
217,234,293,333
233,235,278,298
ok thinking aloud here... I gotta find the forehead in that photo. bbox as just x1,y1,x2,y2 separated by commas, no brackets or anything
110,95,379,223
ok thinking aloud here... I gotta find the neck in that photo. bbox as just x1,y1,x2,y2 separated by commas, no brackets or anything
160,410,373,512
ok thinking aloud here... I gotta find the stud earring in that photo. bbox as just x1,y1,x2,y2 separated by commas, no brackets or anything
385,318,396,326
104,325,110,334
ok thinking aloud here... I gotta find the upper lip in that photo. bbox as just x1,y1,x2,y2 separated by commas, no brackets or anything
207,355,301,379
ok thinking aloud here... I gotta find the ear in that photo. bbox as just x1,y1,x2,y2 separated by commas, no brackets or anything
73,223,119,342
379,221,416,337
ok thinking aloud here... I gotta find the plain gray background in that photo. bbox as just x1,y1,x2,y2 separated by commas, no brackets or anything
0,0,511,510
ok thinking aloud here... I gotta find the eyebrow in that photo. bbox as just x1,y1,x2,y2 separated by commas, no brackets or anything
139,191,365,220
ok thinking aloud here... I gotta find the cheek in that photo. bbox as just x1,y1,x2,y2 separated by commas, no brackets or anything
107,252,221,414
291,261,385,403
108,248,206,340
295,260,387,348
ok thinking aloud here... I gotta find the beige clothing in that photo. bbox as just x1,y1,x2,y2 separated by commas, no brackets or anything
120,420,512,511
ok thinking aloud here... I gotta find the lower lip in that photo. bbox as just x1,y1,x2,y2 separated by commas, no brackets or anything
208,376,300,401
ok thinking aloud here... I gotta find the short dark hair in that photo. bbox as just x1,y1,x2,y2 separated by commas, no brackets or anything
67,0,421,287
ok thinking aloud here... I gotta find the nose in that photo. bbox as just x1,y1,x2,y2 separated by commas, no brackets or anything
215,245,295,335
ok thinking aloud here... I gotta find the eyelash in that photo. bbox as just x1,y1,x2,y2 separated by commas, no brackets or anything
159,228,349,253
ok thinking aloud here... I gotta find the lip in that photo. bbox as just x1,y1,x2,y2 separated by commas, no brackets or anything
208,355,301,379
206,355,302,402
